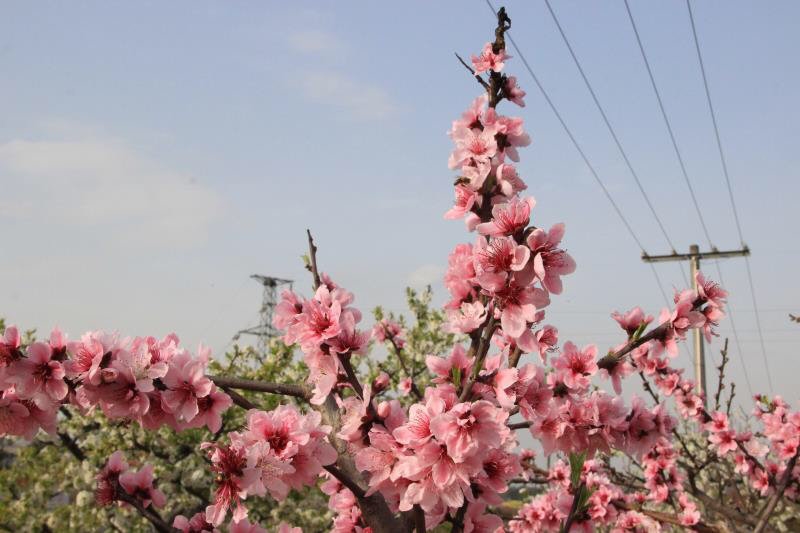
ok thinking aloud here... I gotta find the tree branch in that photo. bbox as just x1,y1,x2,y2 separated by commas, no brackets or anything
306,229,322,291
454,52,490,91
753,451,799,532
219,386,258,410
117,492,173,533
209,376,310,400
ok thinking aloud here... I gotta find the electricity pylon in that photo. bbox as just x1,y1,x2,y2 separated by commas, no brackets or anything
234,275,293,355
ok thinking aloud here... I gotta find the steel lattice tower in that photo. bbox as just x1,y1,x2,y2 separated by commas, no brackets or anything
234,275,292,355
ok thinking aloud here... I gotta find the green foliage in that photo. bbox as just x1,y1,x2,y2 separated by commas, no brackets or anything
0,334,331,532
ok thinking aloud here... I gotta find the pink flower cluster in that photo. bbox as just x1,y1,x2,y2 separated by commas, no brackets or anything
701,396,800,497
203,404,337,526
321,476,372,533
95,451,165,509
0,326,232,440
275,277,370,404
336,381,519,529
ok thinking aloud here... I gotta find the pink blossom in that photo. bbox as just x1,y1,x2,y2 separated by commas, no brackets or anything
504,76,526,106
182,386,233,433
426,344,472,385
160,357,212,422
398,377,412,396
276,523,302,533
173,512,218,533
444,243,477,307
288,285,343,349
9,341,68,405
0,392,35,439
429,400,508,461
492,282,549,339
474,235,530,289
273,290,304,331
495,163,527,197
476,196,535,237
552,342,598,391
393,394,447,447
95,451,129,506
447,301,488,333
444,184,480,220
205,442,249,526
611,307,653,337
520,223,575,294
119,464,166,509
471,42,510,75
228,517,268,533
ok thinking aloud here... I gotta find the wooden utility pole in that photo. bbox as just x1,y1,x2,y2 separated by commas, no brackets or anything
641,245,750,403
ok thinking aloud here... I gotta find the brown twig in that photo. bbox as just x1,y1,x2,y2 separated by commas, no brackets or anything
324,464,365,499
753,451,800,532
597,321,672,371
561,482,586,532
57,431,87,462
117,491,172,533
220,386,258,410
612,500,720,533
209,376,310,400
306,229,322,291
454,52,490,91
713,339,729,412
725,382,736,416
413,504,426,533
459,316,497,401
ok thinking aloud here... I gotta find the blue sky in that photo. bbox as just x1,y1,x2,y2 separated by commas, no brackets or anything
1,1,798,406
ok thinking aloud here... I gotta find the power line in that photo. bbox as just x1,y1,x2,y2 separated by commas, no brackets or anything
483,0,646,250
623,0,713,248
624,0,760,397
483,0,682,352
712,265,755,397
543,0,689,287
685,0,773,393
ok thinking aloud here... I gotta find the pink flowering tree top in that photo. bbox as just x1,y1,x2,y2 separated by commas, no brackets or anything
1,7,798,533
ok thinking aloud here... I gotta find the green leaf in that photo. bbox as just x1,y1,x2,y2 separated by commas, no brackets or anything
451,366,462,389
569,452,586,488
632,321,648,341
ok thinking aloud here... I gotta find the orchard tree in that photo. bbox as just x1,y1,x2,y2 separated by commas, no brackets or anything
2,7,798,533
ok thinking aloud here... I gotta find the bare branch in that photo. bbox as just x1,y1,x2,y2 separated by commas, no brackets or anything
753,451,800,532
306,229,322,291
219,386,258,410
713,338,729,412
324,464,365,499
209,376,310,400
454,52,490,91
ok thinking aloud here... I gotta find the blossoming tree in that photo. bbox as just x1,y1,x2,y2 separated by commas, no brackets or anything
2,7,798,533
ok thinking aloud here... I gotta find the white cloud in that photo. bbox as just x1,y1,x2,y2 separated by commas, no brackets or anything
0,133,223,248
287,29,347,56
407,264,445,288
298,70,399,121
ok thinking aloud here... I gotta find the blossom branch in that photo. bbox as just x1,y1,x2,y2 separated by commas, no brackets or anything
613,501,720,533
753,450,800,533
713,339,729,412
324,464,366,499
459,316,497,401
561,481,586,533
219,385,258,410
117,491,172,533
596,321,672,372
454,52,490,91
209,376,310,400
306,229,322,291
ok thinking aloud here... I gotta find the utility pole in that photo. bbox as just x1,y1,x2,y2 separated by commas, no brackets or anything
641,244,750,403
234,275,293,355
